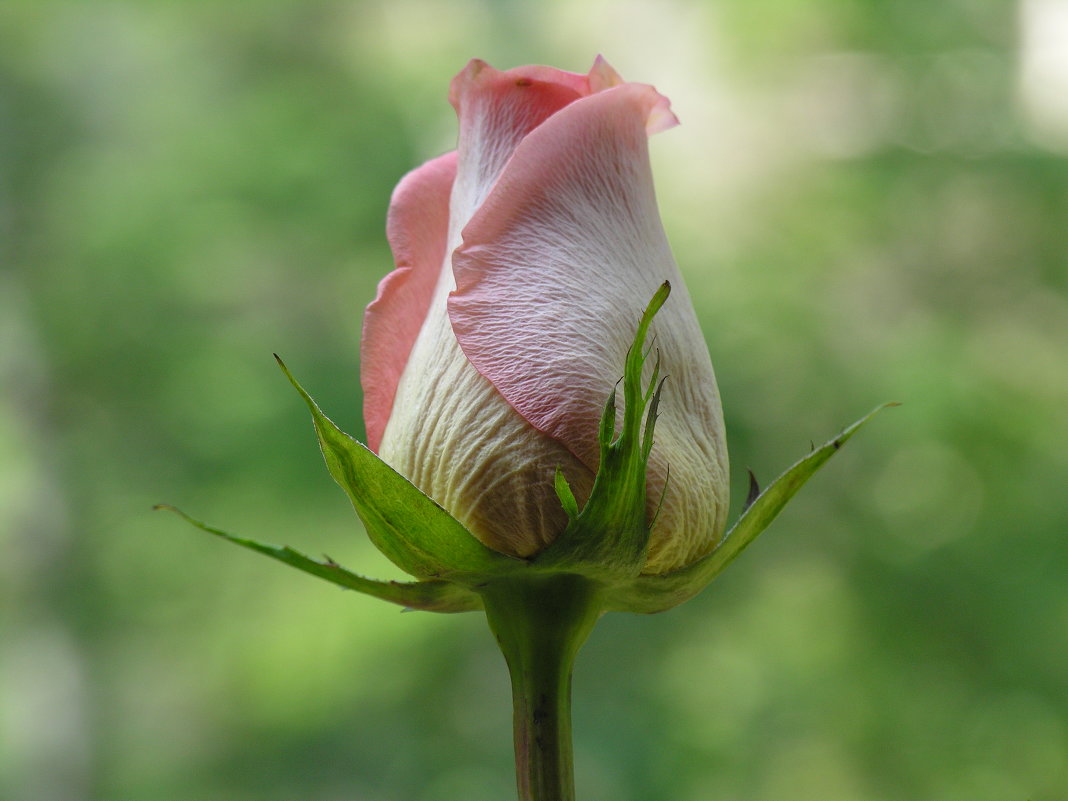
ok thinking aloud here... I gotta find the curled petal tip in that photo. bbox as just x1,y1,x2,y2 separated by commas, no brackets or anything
449,59,497,108
589,55,624,91
646,93,679,134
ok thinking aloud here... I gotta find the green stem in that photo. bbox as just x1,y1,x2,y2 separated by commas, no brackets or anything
481,574,603,801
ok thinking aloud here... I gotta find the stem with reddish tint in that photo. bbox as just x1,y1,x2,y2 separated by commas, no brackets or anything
481,574,602,801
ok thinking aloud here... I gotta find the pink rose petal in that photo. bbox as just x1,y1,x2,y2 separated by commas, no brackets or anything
361,151,457,452
449,83,682,468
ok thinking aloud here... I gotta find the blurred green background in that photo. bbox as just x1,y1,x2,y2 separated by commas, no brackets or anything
3,1,1067,799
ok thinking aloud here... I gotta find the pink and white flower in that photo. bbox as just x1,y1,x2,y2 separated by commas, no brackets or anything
360,57,728,575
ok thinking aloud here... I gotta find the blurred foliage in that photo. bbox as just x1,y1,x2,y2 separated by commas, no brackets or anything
2,1,1067,800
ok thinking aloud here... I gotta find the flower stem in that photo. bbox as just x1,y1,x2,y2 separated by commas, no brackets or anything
481,574,603,801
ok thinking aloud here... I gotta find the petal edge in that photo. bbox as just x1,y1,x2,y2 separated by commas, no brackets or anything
361,151,457,452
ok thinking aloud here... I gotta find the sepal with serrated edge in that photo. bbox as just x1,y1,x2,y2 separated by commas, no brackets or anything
603,403,897,613
153,505,482,612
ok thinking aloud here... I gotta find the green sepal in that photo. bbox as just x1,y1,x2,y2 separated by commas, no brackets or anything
533,282,671,581
154,505,482,613
604,403,897,613
275,356,521,584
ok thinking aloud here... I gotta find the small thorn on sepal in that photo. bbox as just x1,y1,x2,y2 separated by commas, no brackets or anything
744,469,760,510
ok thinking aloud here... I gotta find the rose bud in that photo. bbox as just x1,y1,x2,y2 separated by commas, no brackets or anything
362,57,729,576
161,57,885,616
